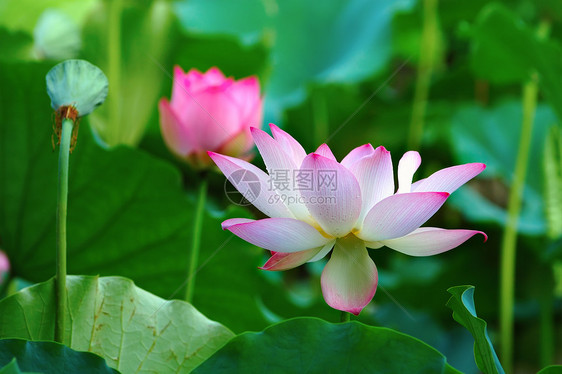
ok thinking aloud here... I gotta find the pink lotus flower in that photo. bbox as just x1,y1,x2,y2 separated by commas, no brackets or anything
159,66,263,168
209,124,487,315
0,250,9,285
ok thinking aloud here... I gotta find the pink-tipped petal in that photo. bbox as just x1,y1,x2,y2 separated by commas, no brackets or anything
397,151,421,194
208,152,293,219
200,67,227,86
358,192,450,242
173,66,204,97
381,227,487,256
224,217,332,252
260,242,333,271
251,127,311,221
321,235,378,315
172,87,242,152
412,163,486,194
0,251,9,283
159,98,195,158
251,127,299,171
270,123,307,166
341,144,375,169
348,146,394,227
221,218,254,229
300,154,362,237
227,76,261,122
315,144,337,161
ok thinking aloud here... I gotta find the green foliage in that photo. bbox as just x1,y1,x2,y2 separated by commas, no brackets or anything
194,317,461,374
0,276,234,373
0,62,194,297
538,366,562,374
0,359,37,374
83,0,175,146
0,61,282,334
447,286,504,374
0,0,96,34
0,339,117,374
543,126,562,240
0,29,33,62
470,3,562,121
175,0,415,116
449,101,557,234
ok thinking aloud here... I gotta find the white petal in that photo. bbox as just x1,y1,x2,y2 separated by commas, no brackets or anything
397,151,421,194
412,163,486,194
348,146,394,228
270,123,307,167
308,240,336,262
381,227,487,256
300,153,362,237
341,144,375,169
208,152,293,219
321,235,378,315
315,144,337,161
222,217,332,252
251,127,311,221
260,239,335,271
358,192,450,241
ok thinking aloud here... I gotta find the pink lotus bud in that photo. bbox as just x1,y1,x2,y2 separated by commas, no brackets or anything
159,66,263,168
0,250,9,285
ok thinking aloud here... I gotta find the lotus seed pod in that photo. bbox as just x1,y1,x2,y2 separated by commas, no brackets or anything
46,59,108,117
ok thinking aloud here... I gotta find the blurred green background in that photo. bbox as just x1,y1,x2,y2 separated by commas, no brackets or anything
1,0,561,373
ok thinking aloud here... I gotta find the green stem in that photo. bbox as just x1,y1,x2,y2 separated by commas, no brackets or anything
107,0,122,146
55,118,74,344
407,0,439,150
539,267,554,367
340,311,351,323
499,20,550,373
185,178,208,303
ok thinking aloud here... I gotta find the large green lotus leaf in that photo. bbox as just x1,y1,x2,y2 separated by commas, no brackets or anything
470,4,562,121
0,359,24,374
0,276,234,373
0,339,117,374
538,366,562,374
190,204,270,333
449,101,557,235
0,62,193,297
193,317,461,374
0,359,37,374
83,0,174,146
447,286,504,374
0,61,287,334
0,29,33,62
174,0,414,115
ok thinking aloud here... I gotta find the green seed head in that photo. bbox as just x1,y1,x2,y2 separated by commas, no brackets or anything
46,59,108,117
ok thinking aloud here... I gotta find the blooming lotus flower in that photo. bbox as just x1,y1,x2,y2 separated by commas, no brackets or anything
0,250,9,285
209,124,487,315
159,66,263,168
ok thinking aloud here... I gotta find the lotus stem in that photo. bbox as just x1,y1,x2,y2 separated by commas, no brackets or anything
55,117,74,343
407,0,439,150
185,178,208,303
499,20,550,372
107,0,123,145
